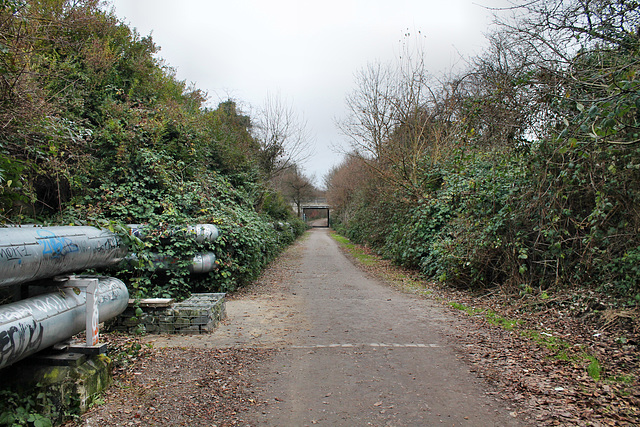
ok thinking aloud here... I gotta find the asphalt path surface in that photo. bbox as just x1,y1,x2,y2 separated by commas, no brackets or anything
148,228,523,426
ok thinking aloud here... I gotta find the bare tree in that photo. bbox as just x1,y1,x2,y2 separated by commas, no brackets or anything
491,0,640,145
278,165,316,217
497,0,639,61
254,92,313,181
451,30,553,147
324,153,371,223
337,41,463,199
338,61,397,161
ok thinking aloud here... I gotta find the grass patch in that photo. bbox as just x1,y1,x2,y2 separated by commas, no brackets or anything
449,302,519,330
449,301,481,315
485,310,520,331
330,233,380,266
331,233,350,246
606,374,635,384
521,330,605,380
586,355,603,381
522,330,572,354
449,301,466,311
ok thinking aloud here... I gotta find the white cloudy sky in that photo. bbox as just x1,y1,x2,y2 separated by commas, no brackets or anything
109,0,508,187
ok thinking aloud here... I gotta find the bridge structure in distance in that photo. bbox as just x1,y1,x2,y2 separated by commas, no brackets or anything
298,198,331,228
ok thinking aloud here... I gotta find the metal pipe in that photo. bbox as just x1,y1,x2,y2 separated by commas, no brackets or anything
124,224,219,273
189,252,217,274
126,224,219,243
0,275,129,370
0,226,126,288
187,224,219,244
126,252,217,274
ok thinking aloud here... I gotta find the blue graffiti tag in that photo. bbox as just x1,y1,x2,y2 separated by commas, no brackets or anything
36,230,79,258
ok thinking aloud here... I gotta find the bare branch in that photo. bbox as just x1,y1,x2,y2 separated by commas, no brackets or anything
254,92,314,181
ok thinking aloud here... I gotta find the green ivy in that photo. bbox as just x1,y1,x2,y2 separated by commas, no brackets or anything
0,384,81,427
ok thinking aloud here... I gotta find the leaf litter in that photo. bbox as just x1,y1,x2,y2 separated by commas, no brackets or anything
72,336,274,427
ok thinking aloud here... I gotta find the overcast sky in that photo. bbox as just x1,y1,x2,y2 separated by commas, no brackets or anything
109,0,508,187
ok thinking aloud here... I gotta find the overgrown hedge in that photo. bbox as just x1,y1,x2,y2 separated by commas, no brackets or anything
0,0,306,300
335,140,640,306
331,1,640,306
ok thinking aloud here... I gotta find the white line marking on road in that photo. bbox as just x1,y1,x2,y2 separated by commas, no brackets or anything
291,343,441,349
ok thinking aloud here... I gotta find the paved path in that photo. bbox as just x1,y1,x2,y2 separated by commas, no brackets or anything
247,229,520,426
147,228,522,426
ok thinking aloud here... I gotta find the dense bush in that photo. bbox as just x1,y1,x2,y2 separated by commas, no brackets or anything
337,135,640,304
329,0,640,305
0,0,305,300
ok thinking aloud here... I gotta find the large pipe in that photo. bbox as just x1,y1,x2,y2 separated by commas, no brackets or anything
0,226,126,288
126,252,217,274
127,224,219,243
0,276,129,370
124,224,219,274
189,252,217,274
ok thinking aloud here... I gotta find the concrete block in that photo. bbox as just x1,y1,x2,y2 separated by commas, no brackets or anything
2,353,112,419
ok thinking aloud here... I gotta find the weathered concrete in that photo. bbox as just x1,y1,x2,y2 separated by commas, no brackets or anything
244,228,522,426
2,352,112,419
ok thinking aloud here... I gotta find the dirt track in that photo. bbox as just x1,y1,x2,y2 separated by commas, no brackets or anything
144,228,524,426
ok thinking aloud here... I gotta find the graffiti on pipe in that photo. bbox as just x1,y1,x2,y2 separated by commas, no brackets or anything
0,293,72,324
94,237,120,255
36,230,79,258
0,244,31,262
0,318,44,368
0,276,129,369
